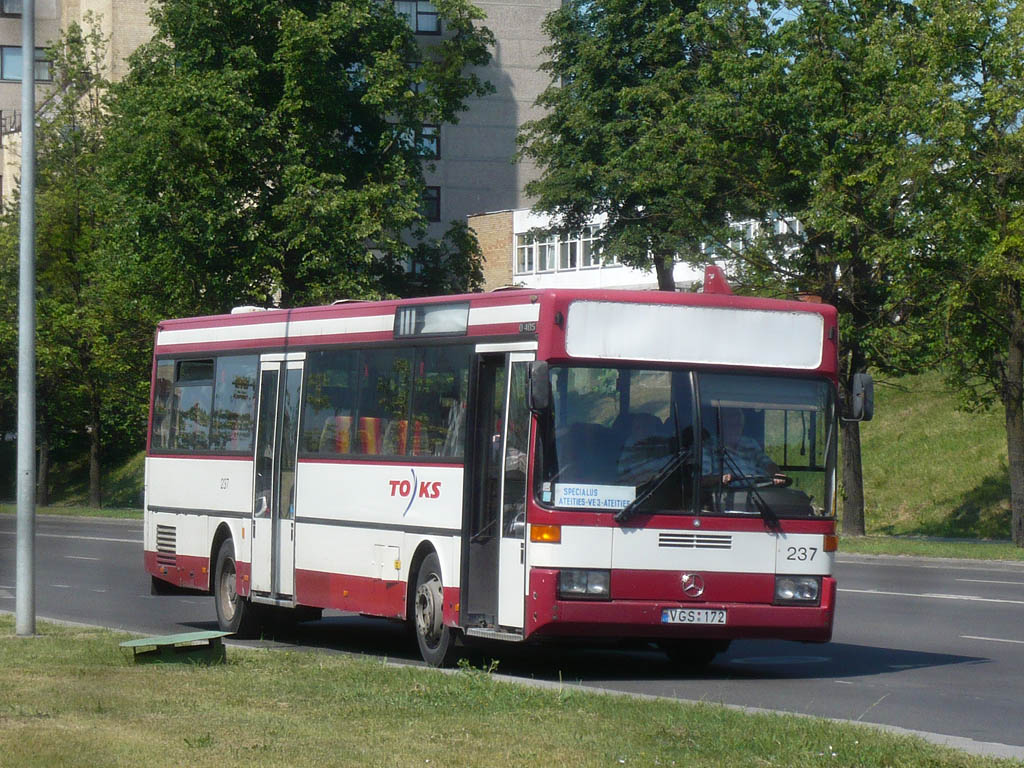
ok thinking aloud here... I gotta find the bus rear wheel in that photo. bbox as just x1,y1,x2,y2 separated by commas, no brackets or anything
214,538,259,638
413,552,458,667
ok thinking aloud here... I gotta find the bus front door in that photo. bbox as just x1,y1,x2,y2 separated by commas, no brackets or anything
251,356,304,601
463,350,532,634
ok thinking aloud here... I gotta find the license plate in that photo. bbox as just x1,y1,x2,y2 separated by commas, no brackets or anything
661,608,727,625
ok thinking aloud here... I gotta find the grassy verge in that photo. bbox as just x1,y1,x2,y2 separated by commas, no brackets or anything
839,535,1024,562
0,616,1016,768
0,503,141,519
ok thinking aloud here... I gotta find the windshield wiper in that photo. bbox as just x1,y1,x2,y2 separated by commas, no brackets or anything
615,447,692,524
717,451,781,531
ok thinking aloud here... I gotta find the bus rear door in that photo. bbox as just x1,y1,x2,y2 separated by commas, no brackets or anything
251,354,304,602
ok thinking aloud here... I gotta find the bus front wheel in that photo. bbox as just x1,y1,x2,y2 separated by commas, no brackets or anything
214,539,259,638
413,552,458,667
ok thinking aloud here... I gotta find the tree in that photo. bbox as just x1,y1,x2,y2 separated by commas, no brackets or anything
731,0,934,535
517,0,769,290
899,0,1024,546
102,0,494,318
0,17,148,506
519,0,930,533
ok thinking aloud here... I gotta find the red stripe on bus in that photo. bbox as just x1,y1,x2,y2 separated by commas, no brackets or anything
527,509,836,534
145,550,211,591
295,569,408,619
146,453,252,461
297,457,463,468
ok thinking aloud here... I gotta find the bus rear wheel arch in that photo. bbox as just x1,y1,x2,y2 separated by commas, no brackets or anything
213,538,260,638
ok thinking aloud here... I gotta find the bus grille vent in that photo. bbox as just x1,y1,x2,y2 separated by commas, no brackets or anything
156,525,176,566
659,532,732,550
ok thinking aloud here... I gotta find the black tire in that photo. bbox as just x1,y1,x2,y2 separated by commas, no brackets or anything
213,538,259,637
660,639,730,669
412,552,459,667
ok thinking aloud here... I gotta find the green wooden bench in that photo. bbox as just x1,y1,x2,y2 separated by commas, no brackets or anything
120,630,231,664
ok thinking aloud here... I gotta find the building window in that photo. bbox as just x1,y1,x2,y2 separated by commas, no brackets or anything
0,47,52,82
559,239,577,270
579,226,600,267
516,234,535,274
422,186,441,222
536,236,556,273
395,1,440,34
516,226,615,276
0,0,21,17
419,124,440,159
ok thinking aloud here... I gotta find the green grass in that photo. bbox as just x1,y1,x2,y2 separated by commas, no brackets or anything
839,535,1024,561
0,503,141,519
0,615,1016,768
860,371,1011,539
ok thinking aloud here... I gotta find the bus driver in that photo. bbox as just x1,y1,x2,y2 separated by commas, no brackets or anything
702,407,789,488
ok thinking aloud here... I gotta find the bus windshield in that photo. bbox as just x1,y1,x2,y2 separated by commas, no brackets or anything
534,366,836,519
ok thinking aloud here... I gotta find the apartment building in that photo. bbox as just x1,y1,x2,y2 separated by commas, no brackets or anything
0,0,153,198
0,0,678,293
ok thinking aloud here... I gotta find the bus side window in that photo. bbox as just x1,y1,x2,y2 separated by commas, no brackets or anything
209,355,258,453
355,349,413,456
151,360,175,451
412,345,470,457
301,350,357,456
172,359,214,451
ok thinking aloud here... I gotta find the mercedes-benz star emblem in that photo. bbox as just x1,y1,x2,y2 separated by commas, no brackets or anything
681,573,705,598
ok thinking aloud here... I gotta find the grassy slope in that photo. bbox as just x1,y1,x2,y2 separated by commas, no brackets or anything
859,371,1010,539
0,616,1016,768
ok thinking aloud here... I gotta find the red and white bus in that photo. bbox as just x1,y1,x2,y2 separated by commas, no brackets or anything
144,271,872,666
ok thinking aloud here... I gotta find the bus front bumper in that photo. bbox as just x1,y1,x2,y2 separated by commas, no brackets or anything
524,569,836,644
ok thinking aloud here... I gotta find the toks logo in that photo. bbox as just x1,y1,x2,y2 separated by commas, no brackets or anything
389,469,441,515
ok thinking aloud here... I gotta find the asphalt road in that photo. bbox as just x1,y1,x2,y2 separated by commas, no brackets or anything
2,514,1023,759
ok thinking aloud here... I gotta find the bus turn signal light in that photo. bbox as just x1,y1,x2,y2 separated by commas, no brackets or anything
530,524,562,543
824,534,838,552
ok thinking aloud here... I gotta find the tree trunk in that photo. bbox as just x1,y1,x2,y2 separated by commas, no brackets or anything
89,400,101,507
36,429,49,507
1003,327,1024,548
841,419,865,536
654,253,676,291
837,350,867,536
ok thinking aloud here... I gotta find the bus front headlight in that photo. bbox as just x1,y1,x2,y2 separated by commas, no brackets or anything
558,569,611,600
774,575,821,605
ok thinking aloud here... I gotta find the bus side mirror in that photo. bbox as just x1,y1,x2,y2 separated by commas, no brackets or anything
527,361,550,413
848,373,874,422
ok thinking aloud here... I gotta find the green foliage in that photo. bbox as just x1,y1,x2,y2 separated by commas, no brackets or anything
881,0,1024,545
102,0,494,317
517,0,768,288
0,17,151,504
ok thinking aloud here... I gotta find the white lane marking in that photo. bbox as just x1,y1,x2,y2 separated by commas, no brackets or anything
839,587,1024,606
0,531,140,544
961,635,1024,645
956,578,1024,586
50,584,71,589
41,533,140,544
66,555,100,561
